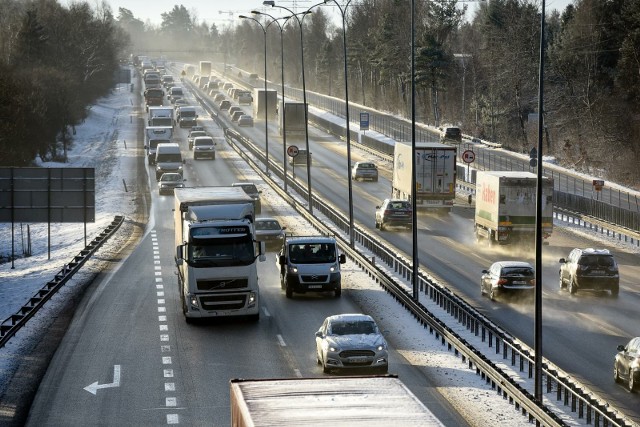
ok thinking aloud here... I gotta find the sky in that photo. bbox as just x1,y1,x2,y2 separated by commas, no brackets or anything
71,0,575,27
1,64,639,425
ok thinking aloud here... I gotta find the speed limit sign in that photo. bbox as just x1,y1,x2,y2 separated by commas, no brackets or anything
287,145,299,158
462,149,476,164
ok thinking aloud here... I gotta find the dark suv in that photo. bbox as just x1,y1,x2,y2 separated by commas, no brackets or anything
559,248,619,296
375,199,412,231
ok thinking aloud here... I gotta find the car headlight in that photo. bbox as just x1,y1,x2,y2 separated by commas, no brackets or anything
177,165,183,171
329,346,339,352
377,344,387,351
329,263,338,272
288,266,298,273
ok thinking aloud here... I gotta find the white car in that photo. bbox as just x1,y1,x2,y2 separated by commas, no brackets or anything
315,313,389,374
158,173,185,195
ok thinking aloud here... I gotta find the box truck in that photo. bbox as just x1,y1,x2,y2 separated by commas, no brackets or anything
474,171,553,244
230,376,444,426
252,89,277,121
278,101,307,137
144,126,173,165
199,61,212,76
391,142,457,213
147,106,174,127
174,187,266,322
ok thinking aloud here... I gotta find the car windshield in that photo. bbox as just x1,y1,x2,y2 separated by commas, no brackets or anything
579,255,615,267
288,243,335,264
157,153,181,162
161,174,181,182
331,320,376,335
388,201,411,210
358,163,376,169
237,184,258,195
180,110,196,117
195,139,213,146
190,132,206,138
256,220,280,231
501,267,534,276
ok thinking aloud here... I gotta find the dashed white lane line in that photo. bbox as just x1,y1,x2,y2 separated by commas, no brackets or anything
276,334,287,347
152,230,179,425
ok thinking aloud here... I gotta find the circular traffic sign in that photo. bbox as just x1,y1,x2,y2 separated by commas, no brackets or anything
462,149,475,164
287,145,299,158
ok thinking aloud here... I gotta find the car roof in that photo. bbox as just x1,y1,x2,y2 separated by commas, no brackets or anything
326,314,374,323
287,236,336,245
193,136,213,142
576,248,612,256
256,217,279,222
492,261,534,269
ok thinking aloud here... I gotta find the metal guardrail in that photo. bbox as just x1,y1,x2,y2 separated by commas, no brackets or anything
194,79,635,427
0,215,125,348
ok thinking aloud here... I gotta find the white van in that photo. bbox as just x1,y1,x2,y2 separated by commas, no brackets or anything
144,126,173,165
154,143,183,180
277,236,346,298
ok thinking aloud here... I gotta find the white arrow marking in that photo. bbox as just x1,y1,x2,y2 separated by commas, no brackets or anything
84,365,121,395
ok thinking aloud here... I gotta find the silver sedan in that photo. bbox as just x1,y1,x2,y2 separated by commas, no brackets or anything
315,314,388,374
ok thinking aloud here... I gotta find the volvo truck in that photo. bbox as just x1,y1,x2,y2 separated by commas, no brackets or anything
174,187,266,322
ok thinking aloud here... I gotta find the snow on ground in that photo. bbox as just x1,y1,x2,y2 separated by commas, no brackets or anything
1,83,637,426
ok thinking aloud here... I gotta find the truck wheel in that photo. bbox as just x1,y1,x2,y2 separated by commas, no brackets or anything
248,313,260,322
379,222,385,231
375,220,379,229
480,283,486,296
629,371,636,393
614,365,621,383
323,363,331,374
611,286,619,297
559,275,565,290
334,287,341,298
285,284,293,299
489,288,496,301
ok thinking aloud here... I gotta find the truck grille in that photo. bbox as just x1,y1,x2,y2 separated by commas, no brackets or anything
300,275,328,283
197,278,248,291
199,294,247,310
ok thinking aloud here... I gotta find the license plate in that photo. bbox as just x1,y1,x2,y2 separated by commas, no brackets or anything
308,285,322,289
349,356,368,363
590,270,604,275
513,281,527,285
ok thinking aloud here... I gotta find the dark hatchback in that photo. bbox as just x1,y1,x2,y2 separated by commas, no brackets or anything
481,261,535,301
375,199,412,231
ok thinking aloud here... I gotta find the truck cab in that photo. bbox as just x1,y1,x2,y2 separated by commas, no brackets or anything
278,236,346,299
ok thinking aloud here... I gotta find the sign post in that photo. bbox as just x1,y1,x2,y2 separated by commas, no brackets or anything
359,112,369,132
287,145,299,179
462,149,475,181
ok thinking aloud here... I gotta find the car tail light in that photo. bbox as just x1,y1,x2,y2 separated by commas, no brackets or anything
497,278,508,286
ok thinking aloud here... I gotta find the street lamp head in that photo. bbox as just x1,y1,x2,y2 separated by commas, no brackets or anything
239,15,248,18
251,10,261,15
263,1,275,6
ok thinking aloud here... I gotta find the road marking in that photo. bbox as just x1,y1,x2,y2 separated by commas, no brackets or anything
166,397,177,407
160,334,169,342
160,324,168,331
163,357,172,364
158,306,166,313
164,369,174,378
157,291,165,297
262,307,271,317
84,365,121,395
294,369,302,378
158,298,166,304
276,334,287,347
161,345,171,352
167,414,179,424
165,382,175,391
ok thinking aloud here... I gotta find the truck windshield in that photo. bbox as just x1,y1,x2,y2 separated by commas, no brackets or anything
156,153,182,162
180,110,196,118
149,139,169,149
289,243,335,264
189,236,255,267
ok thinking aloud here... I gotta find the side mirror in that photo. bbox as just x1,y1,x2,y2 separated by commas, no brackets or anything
338,254,346,264
315,331,323,338
278,255,286,265
617,345,626,352
481,269,489,274
176,244,185,261
559,258,566,264
144,144,148,149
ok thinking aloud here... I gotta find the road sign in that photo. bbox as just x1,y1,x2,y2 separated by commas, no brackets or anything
287,145,299,158
360,112,369,131
462,150,475,164
593,179,604,191
529,147,537,159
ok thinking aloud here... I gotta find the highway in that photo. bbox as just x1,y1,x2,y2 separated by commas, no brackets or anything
24,73,640,426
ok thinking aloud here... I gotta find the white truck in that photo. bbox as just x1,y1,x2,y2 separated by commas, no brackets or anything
174,187,265,322
474,171,554,244
199,60,212,76
144,126,173,165
252,88,277,121
147,106,174,127
391,142,457,213
229,376,445,426
278,101,306,137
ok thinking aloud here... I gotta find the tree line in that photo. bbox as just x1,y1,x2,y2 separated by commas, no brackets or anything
0,0,128,166
1,0,638,188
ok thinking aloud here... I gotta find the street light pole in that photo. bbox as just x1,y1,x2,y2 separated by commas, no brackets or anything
324,0,355,247
239,15,270,176
264,0,324,213
252,11,289,192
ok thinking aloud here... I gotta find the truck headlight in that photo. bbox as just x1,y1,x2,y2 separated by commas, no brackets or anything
288,266,298,274
247,292,257,307
188,294,199,308
177,165,183,171
329,263,338,272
